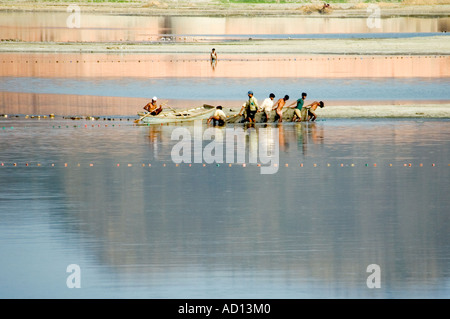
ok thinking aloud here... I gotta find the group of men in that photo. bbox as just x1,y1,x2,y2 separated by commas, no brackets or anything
238,91,324,123
143,90,324,125
143,49,324,124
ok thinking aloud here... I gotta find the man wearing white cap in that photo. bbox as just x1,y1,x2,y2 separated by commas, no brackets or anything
143,96,163,115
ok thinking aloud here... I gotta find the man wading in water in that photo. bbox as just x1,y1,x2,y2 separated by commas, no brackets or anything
210,48,218,70
239,91,259,123
286,92,307,122
305,101,325,121
259,93,276,122
272,95,289,123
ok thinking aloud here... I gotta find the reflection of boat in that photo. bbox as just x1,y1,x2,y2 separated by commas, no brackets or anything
137,104,215,124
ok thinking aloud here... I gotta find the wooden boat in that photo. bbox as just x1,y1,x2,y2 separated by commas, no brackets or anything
137,104,216,124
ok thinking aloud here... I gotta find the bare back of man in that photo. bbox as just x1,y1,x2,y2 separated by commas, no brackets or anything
273,95,289,123
143,97,163,116
306,101,324,121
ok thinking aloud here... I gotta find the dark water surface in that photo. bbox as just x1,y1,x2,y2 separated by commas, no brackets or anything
0,118,449,298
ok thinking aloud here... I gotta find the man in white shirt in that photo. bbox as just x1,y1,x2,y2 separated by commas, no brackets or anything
259,93,275,122
207,105,227,126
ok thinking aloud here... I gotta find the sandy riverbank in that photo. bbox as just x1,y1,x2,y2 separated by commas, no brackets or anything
1,90,449,119
1,36,450,55
1,1,450,17
223,104,450,121
2,104,450,120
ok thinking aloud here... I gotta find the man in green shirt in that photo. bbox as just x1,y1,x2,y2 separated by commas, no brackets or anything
286,92,307,122
239,90,259,123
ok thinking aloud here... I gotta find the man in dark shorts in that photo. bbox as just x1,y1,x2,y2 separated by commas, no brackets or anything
239,91,259,123
305,101,325,121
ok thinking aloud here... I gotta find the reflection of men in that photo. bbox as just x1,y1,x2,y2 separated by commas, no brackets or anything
305,101,324,121
259,93,275,122
207,105,227,126
286,92,307,122
143,96,162,115
239,91,259,123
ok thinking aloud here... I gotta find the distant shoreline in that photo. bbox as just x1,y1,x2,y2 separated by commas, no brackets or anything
1,36,449,56
1,1,450,18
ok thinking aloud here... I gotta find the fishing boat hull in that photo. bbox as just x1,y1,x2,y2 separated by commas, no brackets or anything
138,105,216,124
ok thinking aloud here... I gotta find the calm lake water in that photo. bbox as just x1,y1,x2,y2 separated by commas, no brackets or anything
1,12,448,42
0,118,449,298
2,76,450,102
1,8,449,300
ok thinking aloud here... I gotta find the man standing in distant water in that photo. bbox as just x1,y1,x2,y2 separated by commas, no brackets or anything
210,48,218,70
259,93,275,122
239,91,259,123
210,48,217,61
272,95,289,123
143,96,162,115
286,92,307,122
305,101,325,121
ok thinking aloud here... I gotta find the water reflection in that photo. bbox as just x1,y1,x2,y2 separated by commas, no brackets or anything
293,122,325,155
210,58,217,71
0,91,151,116
1,12,448,42
0,119,449,298
139,120,450,163
1,53,448,79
